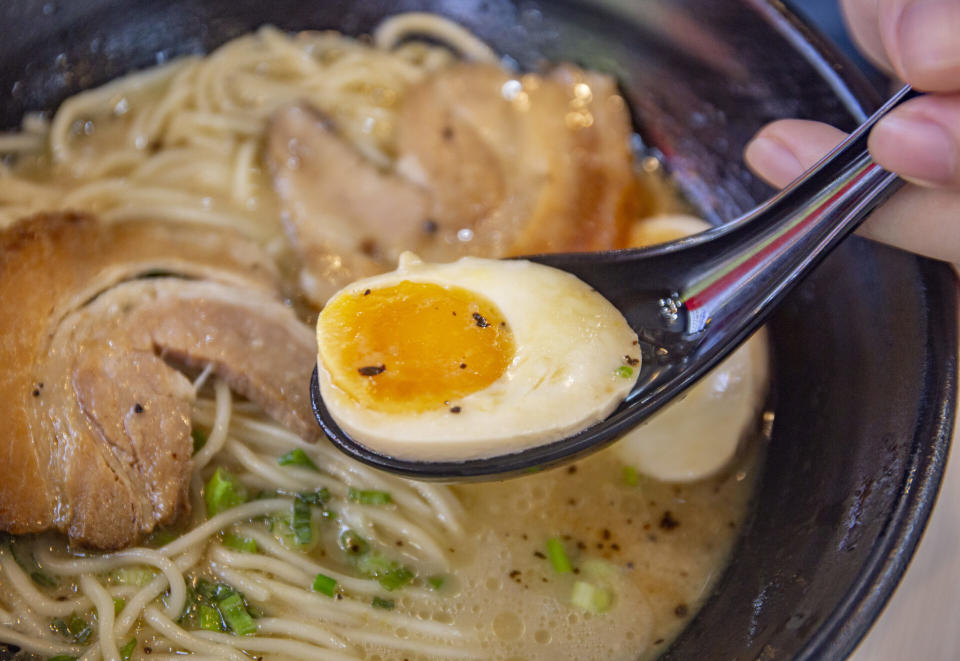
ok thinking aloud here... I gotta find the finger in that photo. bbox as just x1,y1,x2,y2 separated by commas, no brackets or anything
744,118,960,264
877,0,960,91
743,119,847,188
869,94,960,186
841,0,894,73
857,184,960,263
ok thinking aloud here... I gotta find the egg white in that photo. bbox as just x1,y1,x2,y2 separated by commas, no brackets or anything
613,214,769,482
316,252,640,462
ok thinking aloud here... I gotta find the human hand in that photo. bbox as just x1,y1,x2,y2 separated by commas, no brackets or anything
744,0,960,264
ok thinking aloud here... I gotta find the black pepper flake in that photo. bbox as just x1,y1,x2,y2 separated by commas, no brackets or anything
133,403,144,414
459,363,467,369
601,529,611,540
449,406,462,414
363,289,371,296
624,355,640,367
472,313,490,328
567,465,578,474
659,511,680,531
358,364,386,376
674,603,689,617
533,551,546,559
32,389,40,397
611,543,620,551
626,561,635,569
654,639,664,645
423,219,439,234
442,126,454,140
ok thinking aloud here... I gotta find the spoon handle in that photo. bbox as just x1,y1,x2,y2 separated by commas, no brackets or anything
674,85,918,341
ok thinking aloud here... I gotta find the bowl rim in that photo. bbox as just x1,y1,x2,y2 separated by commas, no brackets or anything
716,3,959,659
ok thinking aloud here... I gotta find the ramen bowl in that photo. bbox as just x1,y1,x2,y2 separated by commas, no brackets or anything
0,0,956,659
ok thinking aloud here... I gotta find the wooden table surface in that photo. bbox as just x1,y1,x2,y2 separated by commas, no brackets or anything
851,279,959,660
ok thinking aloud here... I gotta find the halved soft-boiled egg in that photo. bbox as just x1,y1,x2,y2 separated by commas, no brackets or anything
316,252,640,461
613,214,769,482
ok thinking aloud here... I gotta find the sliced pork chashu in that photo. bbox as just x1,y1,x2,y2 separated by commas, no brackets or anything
0,213,317,549
267,62,636,306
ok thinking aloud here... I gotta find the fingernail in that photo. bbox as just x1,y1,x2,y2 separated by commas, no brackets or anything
897,0,960,86
744,136,804,188
871,115,957,186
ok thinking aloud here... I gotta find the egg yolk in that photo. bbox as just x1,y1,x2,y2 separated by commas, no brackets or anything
317,281,516,413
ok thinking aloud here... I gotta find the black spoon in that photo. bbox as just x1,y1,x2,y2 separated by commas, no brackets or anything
311,84,917,480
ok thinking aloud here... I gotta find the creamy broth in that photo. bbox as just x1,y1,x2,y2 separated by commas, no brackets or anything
0,16,765,661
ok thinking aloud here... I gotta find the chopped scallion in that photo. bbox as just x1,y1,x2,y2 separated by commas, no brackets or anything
546,537,573,574
48,656,77,661
277,448,318,471
622,465,640,487
297,488,331,506
218,593,257,635
109,567,158,587
223,533,258,553
570,580,612,613
191,428,207,454
312,573,338,597
427,575,446,590
113,597,126,615
355,552,414,591
51,612,93,644
292,497,314,546
31,570,58,588
8,539,59,588
199,604,223,632
119,638,137,660
371,596,395,610
348,488,393,505
147,528,177,547
204,467,248,517
196,579,235,602
378,566,414,591
339,530,369,556
616,365,634,378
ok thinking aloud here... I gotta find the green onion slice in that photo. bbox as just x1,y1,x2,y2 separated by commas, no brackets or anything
292,497,314,546
546,537,573,574
312,573,338,597
223,533,258,553
199,604,223,632
570,580,612,613
204,467,248,517
371,596,395,610
218,593,257,635
348,488,393,505
277,448,318,471
622,465,640,487
119,638,137,661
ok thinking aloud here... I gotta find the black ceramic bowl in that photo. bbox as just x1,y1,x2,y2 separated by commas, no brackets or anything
0,1,956,659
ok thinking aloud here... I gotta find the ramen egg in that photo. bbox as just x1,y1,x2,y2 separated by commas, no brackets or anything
615,214,769,481
316,252,640,461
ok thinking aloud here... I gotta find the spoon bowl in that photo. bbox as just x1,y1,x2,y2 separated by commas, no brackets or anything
311,84,917,480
